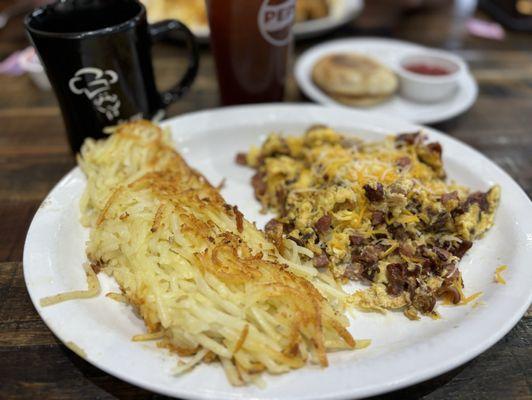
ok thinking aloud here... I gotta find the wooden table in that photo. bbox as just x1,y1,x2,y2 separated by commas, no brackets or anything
1,1,531,399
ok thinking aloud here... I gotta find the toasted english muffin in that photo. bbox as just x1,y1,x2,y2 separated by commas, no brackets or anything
312,53,398,98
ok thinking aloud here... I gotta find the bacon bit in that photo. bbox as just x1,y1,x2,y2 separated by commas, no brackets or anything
451,240,473,258
396,132,421,145
354,245,381,267
91,261,103,274
313,253,329,268
441,191,458,205
371,211,385,225
119,212,129,220
386,263,406,296
233,324,249,354
443,263,460,281
363,183,384,202
399,243,415,258
276,188,287,215
427,142,442,156
433,246,452,262
494,265,508,284
314,215,332,234
390,225,409,241
396,156,411,168
343,262,363,280
235,152,248,166
349,235,364,246
430,212,449,232
412,292,436,313
465,191,490,212
265,218,282,234
251,172,267,198
232,205,244,233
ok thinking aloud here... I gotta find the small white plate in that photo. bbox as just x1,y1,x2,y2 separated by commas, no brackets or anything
294,0,364,39
295,38,479,124
24,105,532,400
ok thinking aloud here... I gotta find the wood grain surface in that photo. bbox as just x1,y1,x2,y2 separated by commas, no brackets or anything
0,1,530,399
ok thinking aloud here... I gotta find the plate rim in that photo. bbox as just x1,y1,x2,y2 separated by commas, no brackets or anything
292,0,364,38
294,37,479,124
23,104,532,400
186,0,364,40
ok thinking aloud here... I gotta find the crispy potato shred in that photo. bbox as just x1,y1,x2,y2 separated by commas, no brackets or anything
494,265,508,285
40,263,101,307
73,120,361,386
241,126,500,319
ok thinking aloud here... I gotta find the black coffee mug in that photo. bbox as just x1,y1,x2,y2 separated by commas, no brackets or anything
25,0,199,153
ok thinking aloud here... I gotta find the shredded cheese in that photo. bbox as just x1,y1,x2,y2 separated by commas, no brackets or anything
460,291,483,305
494,265,508,285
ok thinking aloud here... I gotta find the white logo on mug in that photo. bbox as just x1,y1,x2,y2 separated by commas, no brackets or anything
258,0,295,47
68,67,121,121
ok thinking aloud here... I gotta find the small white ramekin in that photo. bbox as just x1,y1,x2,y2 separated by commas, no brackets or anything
397,52,466,103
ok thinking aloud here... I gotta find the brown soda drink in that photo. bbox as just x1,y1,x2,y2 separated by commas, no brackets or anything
206,0,295,105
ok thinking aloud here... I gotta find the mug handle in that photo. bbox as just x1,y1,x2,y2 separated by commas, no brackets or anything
149,20,199,107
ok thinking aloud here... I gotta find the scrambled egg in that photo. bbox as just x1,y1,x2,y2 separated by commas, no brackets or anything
242,126,500,319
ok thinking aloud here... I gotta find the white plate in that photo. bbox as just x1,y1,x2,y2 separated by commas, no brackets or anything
293,0,364,39
24,105,532,400
172,0,363,42
295,38,479,124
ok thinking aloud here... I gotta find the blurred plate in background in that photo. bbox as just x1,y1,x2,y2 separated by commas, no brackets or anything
142,0,364,42
295,38,479,124
294,0,364,39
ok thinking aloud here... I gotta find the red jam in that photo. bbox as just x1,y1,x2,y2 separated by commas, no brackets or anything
404,63,452,76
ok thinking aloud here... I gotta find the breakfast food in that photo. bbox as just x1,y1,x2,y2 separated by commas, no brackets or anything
239,126,500,319
296,0,329,22
143,0,330,30
494,265,508,285
142,0,207,28
312,53,399,107
40,121,367,386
